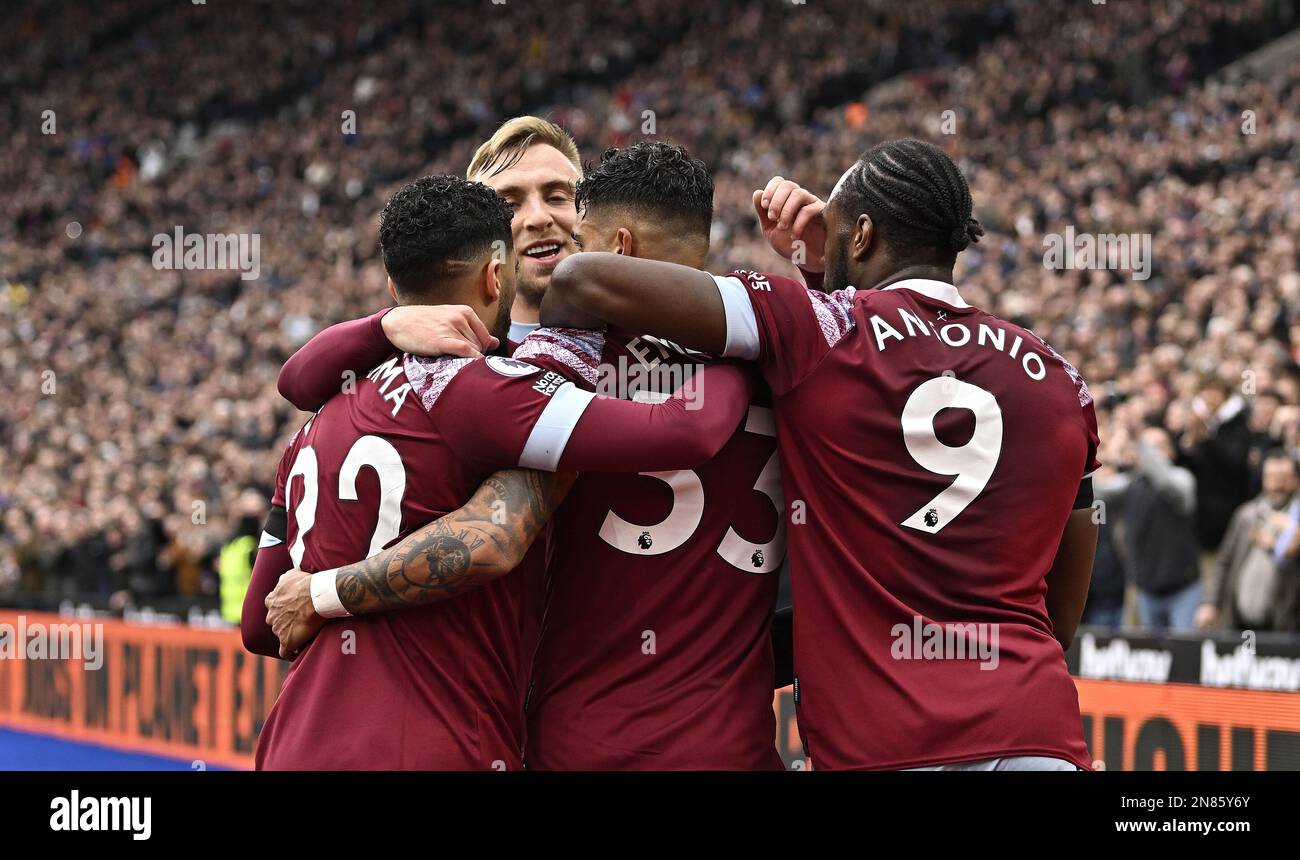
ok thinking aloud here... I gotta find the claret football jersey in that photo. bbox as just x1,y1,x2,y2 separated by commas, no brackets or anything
515,327,786,770
256,350,597,770
258,313,768,770
714,271,1099,771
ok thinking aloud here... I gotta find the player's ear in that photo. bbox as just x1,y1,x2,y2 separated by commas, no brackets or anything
852,213,874,262
615,227,634,256
483,257,503,304
386,277,399,303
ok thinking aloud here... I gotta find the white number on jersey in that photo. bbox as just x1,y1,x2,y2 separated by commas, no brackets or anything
287,435,408,566
900,376,1003,534
715,406,785,573
598,405,786,573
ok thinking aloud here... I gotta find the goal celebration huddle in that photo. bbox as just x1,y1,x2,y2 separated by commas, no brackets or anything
243,117,1100,772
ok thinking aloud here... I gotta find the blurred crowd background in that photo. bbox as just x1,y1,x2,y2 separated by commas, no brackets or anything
2,0,1298,634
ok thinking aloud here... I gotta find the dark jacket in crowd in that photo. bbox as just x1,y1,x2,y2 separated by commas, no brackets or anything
1098,440,1201,598
1085,520,1128,613
63,533,112,599
1186,401,1253,552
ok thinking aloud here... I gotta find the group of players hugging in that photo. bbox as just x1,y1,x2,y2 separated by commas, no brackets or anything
242,117,1100,773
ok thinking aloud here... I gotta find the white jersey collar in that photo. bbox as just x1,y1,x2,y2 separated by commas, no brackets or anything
508,320,541,344
880,278,968,308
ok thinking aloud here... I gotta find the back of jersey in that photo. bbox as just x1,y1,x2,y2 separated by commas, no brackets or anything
516,329,784,770
256,353,546,771
722,272,1097,770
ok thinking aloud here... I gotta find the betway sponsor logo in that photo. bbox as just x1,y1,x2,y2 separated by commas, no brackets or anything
1200,640,1300,692
1077,633,1172,683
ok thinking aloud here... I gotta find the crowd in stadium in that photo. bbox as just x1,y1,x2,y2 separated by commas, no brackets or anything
2,0,1298,633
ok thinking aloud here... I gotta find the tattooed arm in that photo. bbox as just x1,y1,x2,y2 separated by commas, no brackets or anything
339,467,571,612
264,468,572,659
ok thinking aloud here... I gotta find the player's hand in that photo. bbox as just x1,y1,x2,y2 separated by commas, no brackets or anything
754,177,827,273
381,305,499,358
265,569,326,659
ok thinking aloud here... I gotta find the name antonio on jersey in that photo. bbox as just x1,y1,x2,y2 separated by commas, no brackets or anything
868,308,1051,383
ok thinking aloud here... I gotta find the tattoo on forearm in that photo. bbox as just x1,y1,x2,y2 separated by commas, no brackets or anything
334,469,572,614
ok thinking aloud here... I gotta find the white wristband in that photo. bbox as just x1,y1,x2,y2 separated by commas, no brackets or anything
309,569,352,618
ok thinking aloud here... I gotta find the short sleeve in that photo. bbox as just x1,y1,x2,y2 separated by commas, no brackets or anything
1035,334,1101,478
430,356,595,472
715,270,856,394
1082,398,1101,477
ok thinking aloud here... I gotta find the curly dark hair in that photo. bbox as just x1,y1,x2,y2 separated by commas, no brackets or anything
834,139,984,264
379,174,514,298
575,142,713,237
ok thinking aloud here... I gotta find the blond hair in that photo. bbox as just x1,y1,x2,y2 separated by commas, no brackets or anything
466,116,581,180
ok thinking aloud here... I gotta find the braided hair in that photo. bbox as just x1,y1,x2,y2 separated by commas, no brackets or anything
836,139,984,262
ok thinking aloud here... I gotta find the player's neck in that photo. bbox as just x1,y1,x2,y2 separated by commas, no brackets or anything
510,301,541,325
872,265,955,291
638,252,705,270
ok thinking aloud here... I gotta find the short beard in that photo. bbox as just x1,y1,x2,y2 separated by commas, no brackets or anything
491,294,514,348
513,271,547,316
824,240,851,294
